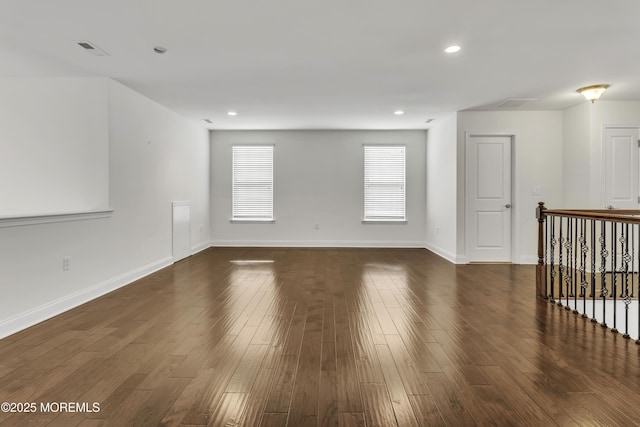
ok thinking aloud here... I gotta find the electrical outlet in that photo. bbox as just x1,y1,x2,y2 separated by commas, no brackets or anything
63,256,71,271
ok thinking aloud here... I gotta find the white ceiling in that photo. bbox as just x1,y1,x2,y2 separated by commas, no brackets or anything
1,0,639,129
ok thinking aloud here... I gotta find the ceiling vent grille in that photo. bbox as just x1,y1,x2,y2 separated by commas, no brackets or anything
494,98,537,109
75,41,109,56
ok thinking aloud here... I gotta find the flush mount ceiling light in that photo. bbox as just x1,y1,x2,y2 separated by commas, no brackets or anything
227,111,237,116
394,110,404,115
577,84,609,103
444,45,461,53
153,46,167,54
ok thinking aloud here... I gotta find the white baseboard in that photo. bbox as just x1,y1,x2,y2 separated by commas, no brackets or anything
191,240,211,255
518,255,538,265
0,256,173,340
424,242,468,264
210,239,425,248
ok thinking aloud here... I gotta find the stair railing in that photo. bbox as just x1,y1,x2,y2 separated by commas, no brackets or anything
536,202,640,342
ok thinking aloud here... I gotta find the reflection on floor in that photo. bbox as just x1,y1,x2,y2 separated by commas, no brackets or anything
1,247,640,426
565,299,640,340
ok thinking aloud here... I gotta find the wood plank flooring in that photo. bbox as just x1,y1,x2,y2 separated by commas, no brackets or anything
2,247,640,426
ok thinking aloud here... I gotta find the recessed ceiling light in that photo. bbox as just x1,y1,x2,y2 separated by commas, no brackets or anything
153,46,167,54
444,45,461,53
394,110,404,115
227,111,237,116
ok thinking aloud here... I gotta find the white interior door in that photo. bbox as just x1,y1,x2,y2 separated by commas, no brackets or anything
604,127,639,209
465,135,512,262
172,201,191,262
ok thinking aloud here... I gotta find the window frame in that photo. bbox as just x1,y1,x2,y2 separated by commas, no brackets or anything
362,144,407,223
231,144,274,223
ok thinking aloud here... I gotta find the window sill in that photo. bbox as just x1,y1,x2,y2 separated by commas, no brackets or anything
0,209,114,228
362,219,407,224
230,218,275,224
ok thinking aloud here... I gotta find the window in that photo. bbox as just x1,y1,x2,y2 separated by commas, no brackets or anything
363,145,406,221
232,145,273,221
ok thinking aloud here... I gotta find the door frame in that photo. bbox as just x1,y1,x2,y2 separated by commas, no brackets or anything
601,124,640,208
464,132,517,263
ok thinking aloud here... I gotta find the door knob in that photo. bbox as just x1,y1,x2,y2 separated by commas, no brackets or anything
505,204,511,208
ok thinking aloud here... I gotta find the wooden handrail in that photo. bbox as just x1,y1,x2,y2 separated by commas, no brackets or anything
536,202,640,299
536,202,640,341
542,208,640,224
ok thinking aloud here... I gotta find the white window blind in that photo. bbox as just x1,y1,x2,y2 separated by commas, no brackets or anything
232,145,273,220
364,145,406,221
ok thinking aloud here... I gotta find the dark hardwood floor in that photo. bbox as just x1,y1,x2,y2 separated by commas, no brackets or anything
1,247,640,426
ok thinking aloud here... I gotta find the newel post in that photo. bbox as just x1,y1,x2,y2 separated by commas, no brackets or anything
536,202,547,299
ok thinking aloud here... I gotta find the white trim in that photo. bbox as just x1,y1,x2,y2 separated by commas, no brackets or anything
210,240,425,248
230,219,275,223
424,242,467,264
0,256,172,340
0,209,114,228
191,240,211,255
518,255,538,265
361,219,408,224
601,124,640,208
464,132,517,263
172,201,192,263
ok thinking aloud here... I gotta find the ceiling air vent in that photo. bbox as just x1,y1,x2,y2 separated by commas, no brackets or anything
75,41,109,56
494,98,537,109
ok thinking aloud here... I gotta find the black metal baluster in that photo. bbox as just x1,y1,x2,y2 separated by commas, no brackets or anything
565,217,572,308
591,219,597,323
623,223,631,339
600,220,608,328
550,216,556,303
612,222,618,334
632,223,636,299
581,218,588,317
571,218,581,314
545,214,549,298
558,216,564,304
637,222,640,344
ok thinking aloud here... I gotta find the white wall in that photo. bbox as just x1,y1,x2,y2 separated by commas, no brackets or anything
562,102,590,207
0,79,210,338
210,130,426,247
0,78,109,216
425,113,459,262
457,111,564,264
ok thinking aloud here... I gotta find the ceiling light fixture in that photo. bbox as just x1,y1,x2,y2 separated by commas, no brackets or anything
227,111,237,116
394,110,404,115
577,84,609,103
153,46,167,54
444,45,461,53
